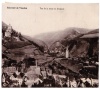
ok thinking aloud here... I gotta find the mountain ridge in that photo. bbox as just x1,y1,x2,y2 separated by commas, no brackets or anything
33,27,94,47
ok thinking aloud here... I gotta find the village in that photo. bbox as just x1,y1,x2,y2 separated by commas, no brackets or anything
2,23,99,87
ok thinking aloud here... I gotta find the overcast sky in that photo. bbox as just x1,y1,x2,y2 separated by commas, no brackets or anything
2,3,99,36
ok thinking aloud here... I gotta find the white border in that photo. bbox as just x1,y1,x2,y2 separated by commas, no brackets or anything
0,0,100,3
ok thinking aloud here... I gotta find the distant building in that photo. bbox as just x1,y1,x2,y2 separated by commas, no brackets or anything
5,24,12,37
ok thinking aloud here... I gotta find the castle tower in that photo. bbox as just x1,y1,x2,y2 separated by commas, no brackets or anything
5,24,12,37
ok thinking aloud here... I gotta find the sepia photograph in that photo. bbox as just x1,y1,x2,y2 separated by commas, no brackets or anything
2,3,99,88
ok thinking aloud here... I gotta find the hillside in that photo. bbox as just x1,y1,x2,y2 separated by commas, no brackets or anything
23,35,48,51
2,22,45,62
34,27,91,48
33,27,98,58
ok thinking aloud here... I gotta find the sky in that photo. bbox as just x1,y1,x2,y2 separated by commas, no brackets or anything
2,3,99,36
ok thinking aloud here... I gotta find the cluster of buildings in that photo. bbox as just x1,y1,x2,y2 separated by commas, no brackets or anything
2,23,99,87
